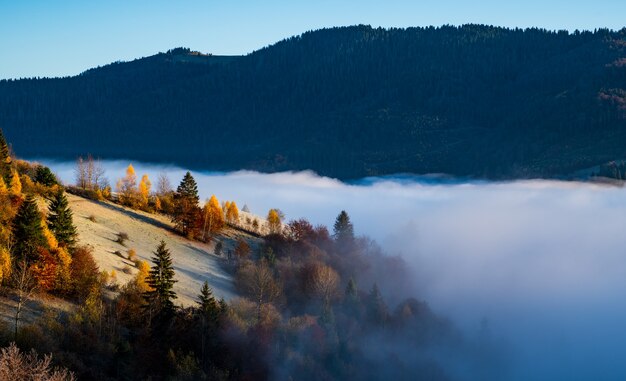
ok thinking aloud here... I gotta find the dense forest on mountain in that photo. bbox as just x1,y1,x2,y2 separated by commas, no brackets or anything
1,25,625,179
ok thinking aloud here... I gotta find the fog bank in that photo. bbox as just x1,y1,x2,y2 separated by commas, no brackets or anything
42,159,626,380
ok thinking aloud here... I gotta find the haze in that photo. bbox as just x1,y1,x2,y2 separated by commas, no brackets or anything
42,159,626,380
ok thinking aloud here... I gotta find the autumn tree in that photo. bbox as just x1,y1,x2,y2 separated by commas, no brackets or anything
172,172,200,237
138,174,151,210
233,239,251,261
134,260,152,292
226,201,239,225
9,171,21,195
11,258,37,340
201,195,224,241
267,208,283,235
75,154,106,191
0,129,12,185
12,194,47,263
46,190,77,249
117,164,138,207
0,247,11,284
143,241,178,320
30,247,58,291
69,246,100,301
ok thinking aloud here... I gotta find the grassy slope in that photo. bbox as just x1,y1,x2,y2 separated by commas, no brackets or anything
68,194,261,306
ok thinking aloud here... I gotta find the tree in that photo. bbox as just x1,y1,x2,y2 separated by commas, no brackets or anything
172,172,200,236
226,201,239,225
197,281,220,368
302,262,340,306
12,194,47,263
34,166,58,187
11,258,37,340
201,195,224,240
333,210,354,249
237,260,281,323
134,260,152,293
46,190,77,249
267,208,283,235
143,241,178,320
138,174,151,210
117,164,138,207
0,129,12,185
0,343,75,381
367,283,388,326
233,239,251,260
9,171,21,195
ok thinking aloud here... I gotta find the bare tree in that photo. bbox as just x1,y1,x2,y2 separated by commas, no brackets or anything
238,260,281,322
11,259,37,340
303,262,340,306
75,156,87,189
156,172,172,196
0,343,75,381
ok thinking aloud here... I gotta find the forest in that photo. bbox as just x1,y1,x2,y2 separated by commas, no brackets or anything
0,129,501,380
1,25,625,179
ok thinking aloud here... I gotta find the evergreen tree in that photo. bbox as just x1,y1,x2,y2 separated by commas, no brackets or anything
367,283,388,326
143,240,178,319
172,172,200,236
333,210,354,249
47,190,77,248
34,166,58,187
0,129,11,185
12,194,47,263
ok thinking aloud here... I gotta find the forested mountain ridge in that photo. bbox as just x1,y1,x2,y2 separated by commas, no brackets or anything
1,25,625,179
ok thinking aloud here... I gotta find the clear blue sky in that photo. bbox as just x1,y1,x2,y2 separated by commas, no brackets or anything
1,0,624,79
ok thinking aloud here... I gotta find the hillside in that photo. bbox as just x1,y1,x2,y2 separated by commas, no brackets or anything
1,25,625,179
67,193,261,305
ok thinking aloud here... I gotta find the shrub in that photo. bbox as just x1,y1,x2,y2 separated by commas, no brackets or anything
127,248,136,261
88,214,97,222
122,265,133,275
116,232,129,246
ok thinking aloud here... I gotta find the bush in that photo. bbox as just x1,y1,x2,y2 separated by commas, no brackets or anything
127,249,136,261
122,265,133,275
116,232,129,246
88,214,97,223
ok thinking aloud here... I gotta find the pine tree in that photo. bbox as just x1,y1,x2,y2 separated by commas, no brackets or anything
0,129,12,185
172,172,200,236
34,166,58,187
47,190,77,249
12,194,47,263
197,281,220,368
333,210,354,250
367,283,388,326
143,240,178,319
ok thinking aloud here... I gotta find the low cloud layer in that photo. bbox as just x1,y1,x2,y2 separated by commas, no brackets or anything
43,159,626,380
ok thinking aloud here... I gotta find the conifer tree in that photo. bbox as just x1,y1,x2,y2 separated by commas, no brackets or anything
47,190,77,249
333,210,354,249
172,172,200,236
34,166,58,187
0,129,12,185
12,194,47,263
367,283,388,326
143,240,178,318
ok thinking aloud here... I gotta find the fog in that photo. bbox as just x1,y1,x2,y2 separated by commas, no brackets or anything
41,159,626,380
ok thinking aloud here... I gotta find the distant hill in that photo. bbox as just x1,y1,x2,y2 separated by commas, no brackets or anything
1,25,625,179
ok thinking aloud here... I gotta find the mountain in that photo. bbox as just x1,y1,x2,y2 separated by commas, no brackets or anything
1,25,625,179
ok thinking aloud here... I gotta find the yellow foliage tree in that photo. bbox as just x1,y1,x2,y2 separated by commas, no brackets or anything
134,260,152,292
42,223,59,250
117,164,138,207
54,247,72,292
223,201,231,219
138,174,151,209
267,208,282,235
0,247,11,284
201,195,224,240
226,201,240,225
0,177,6,194
9,171,21,195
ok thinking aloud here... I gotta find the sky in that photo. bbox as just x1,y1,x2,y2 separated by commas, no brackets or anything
1,0,625,79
